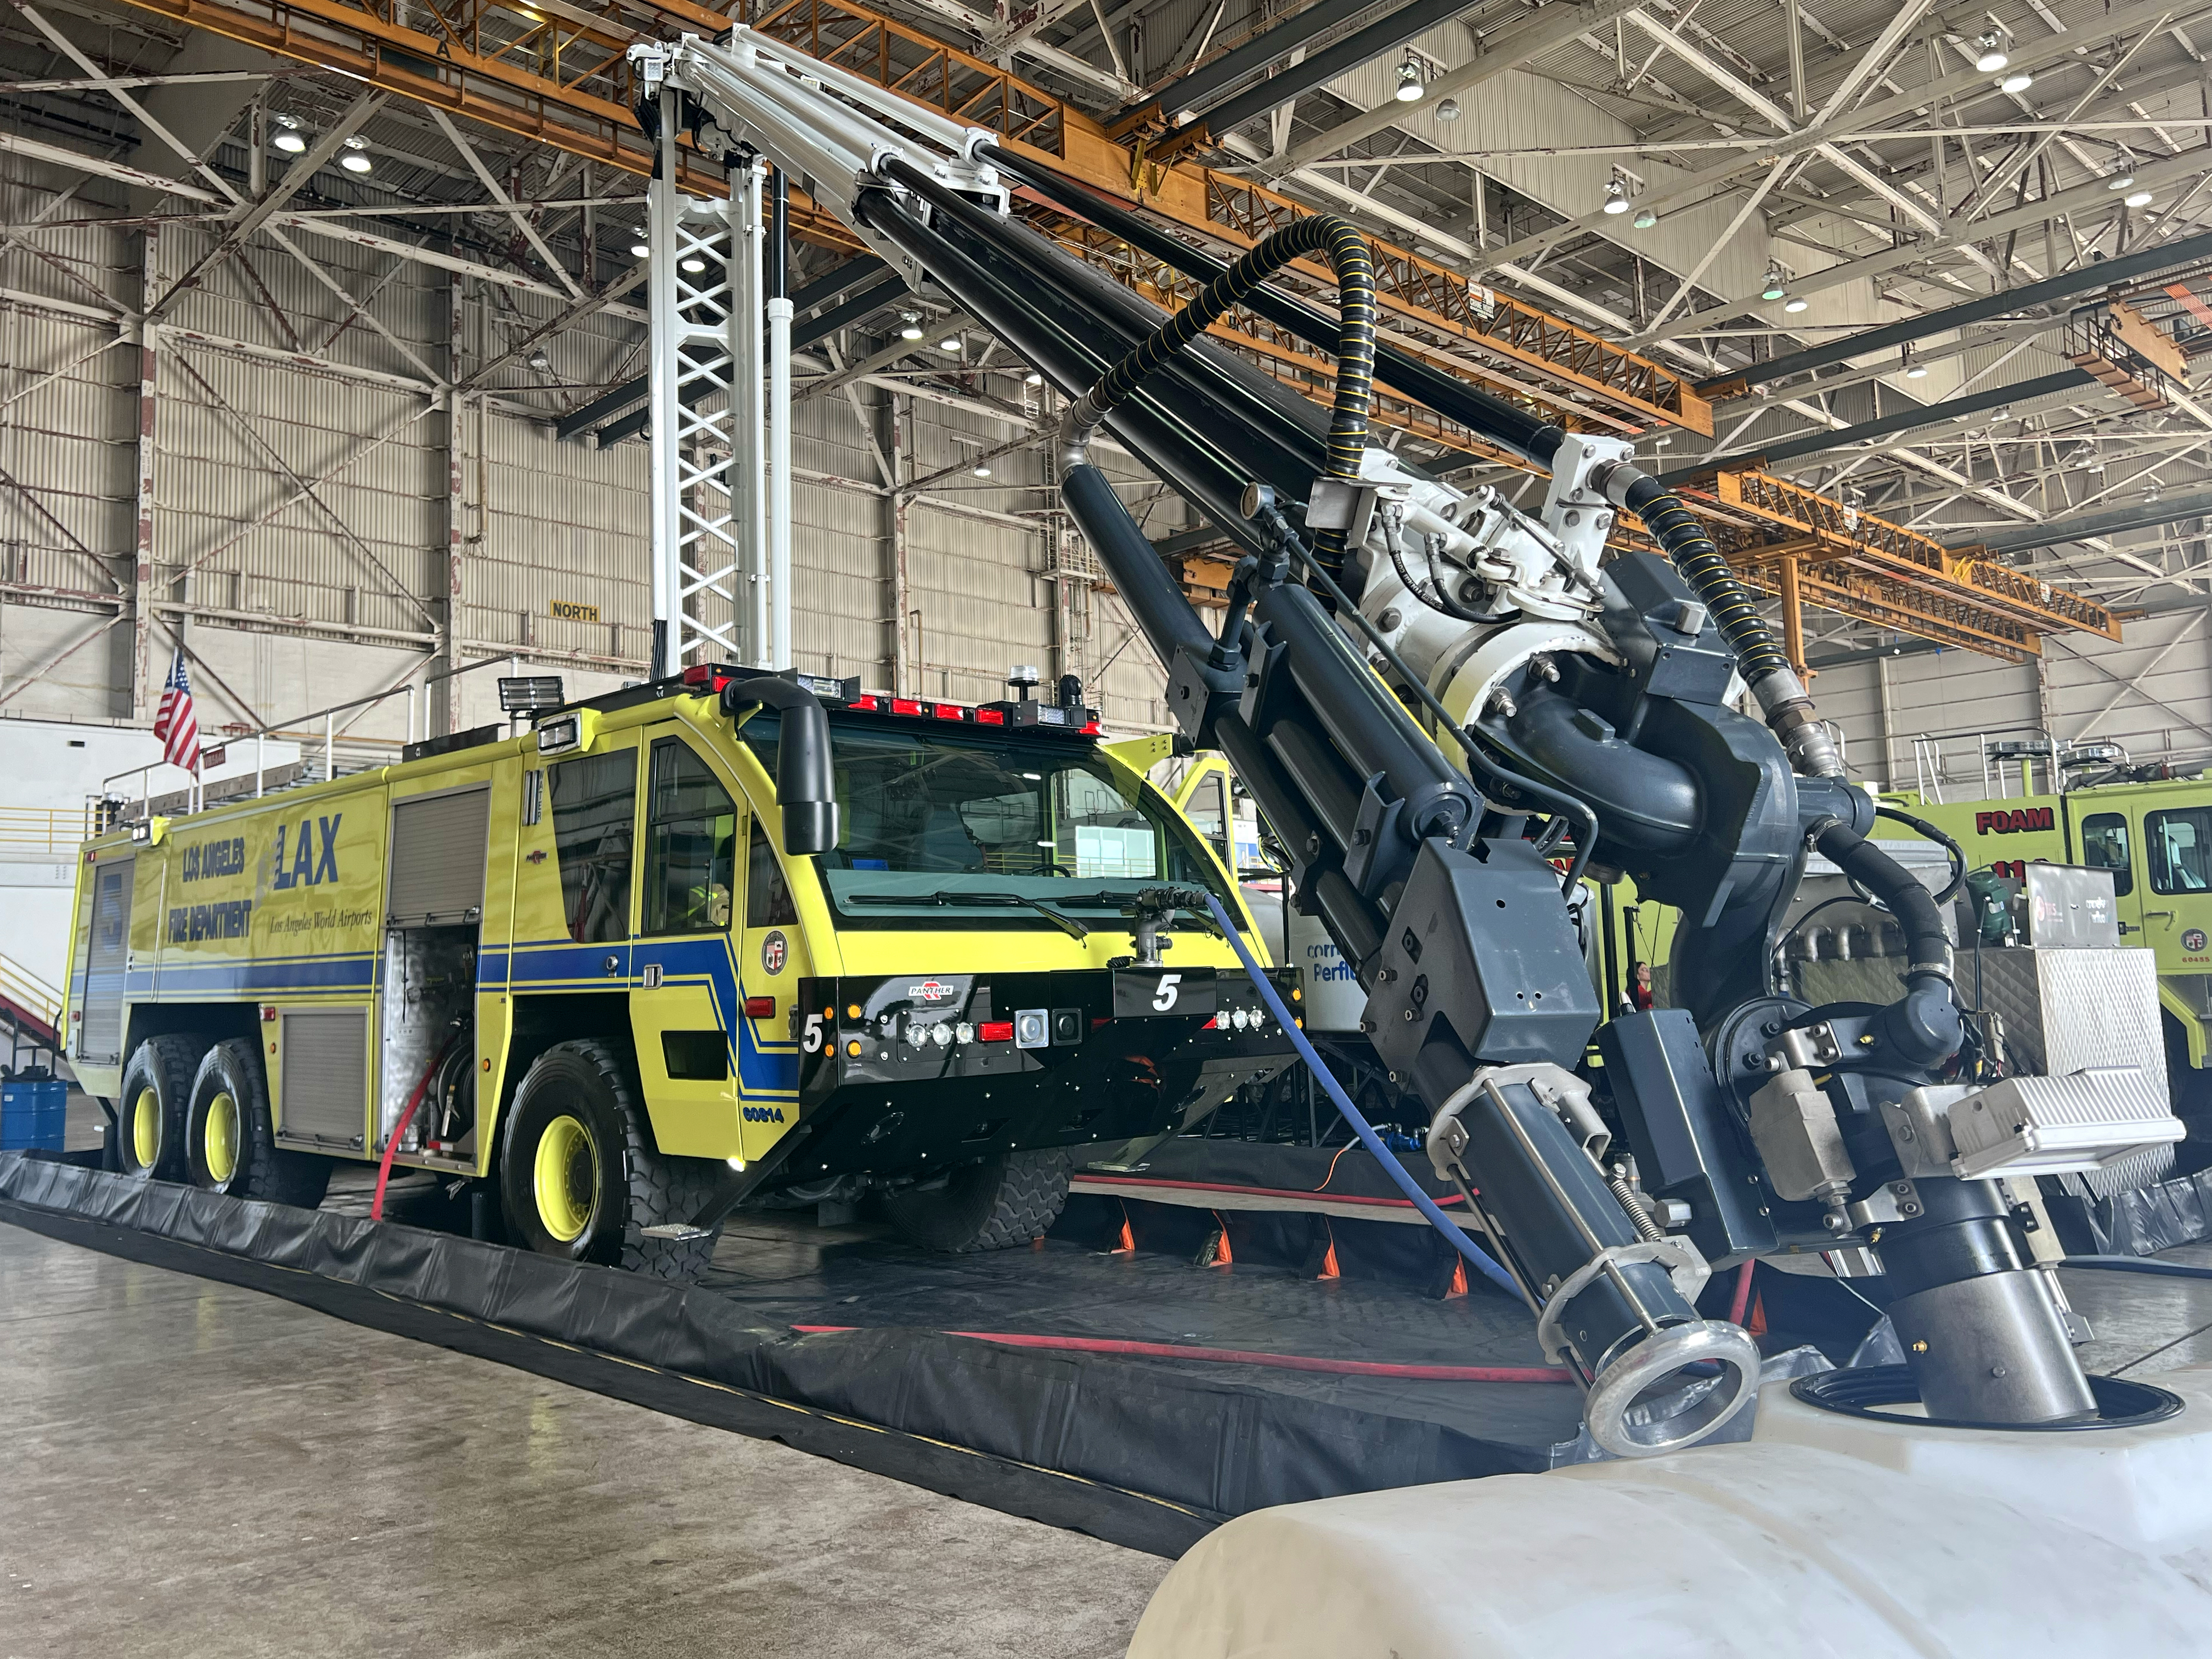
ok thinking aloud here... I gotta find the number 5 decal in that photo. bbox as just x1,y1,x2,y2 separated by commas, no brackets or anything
802,1013,825,1053
1151,973,1182,1012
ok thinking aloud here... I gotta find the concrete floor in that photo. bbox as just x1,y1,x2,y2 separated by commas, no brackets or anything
0,1226,1169,1659
11,1156,2212,1659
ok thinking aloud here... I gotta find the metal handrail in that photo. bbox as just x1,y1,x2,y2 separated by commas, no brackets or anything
0,948,62,1029
98,652,523,817
0,805,92,855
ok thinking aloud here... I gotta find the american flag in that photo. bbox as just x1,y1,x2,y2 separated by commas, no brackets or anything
154,647,200,771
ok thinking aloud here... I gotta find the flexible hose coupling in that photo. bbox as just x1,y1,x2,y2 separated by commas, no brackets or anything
1056,392,1105,479
1758,681,1844,777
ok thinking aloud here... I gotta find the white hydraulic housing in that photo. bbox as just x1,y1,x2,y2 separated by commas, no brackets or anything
1338,431,1637,736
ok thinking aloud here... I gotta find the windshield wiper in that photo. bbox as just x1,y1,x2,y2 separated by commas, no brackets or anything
847,888,1093,941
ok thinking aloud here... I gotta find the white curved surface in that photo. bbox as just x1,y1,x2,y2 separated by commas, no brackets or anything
1127,1368,2212,1658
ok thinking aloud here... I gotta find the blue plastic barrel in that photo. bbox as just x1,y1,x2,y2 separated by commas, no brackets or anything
0,1079,67,1152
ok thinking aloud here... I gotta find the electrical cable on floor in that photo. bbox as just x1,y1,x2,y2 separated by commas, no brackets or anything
1198,890,1522,1299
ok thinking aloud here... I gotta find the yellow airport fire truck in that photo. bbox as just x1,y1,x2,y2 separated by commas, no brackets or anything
62,664,1296,1276
1879,759,2212,1108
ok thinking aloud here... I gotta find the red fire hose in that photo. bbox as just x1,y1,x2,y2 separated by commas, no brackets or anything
791,1325,1573,1383
370,1033,466,1222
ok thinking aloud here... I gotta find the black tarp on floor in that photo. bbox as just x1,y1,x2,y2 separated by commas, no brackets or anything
0,1152,1583,1556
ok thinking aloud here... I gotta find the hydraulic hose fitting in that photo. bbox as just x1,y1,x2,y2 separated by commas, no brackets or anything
1589,460,1844,778
1055,392,1105,478
1760,680,1844,778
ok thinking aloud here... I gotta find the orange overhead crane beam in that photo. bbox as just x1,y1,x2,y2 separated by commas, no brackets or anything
1606,467,2121,664
99,0,1709,437
1709,470,2120,644
119,0,2107,661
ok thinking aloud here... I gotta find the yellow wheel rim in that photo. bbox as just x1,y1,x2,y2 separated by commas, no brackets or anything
204,1091,239,1185
533,1114,598,1244
132,1087,160,1169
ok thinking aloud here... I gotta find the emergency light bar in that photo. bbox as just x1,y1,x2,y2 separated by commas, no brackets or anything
843,693,1101,734
681,663,861,706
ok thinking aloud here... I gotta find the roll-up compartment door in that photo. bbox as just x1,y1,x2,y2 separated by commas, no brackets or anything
80,857,133,1064
385,789,490,927
279,1006,369,1147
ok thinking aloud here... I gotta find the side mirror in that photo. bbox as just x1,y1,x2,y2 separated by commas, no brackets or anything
720,674,839,857
782,801,837,858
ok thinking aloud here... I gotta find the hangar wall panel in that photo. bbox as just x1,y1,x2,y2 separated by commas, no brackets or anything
1,151,1180,789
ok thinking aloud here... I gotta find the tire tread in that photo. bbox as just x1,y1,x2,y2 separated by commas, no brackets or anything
885,1148,1071,1253
118,1034,206,1178
554,1039,724,1280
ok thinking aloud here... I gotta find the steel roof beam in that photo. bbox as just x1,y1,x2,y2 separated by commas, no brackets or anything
1664,370,2098,479
1703,225,2212,395
1170,0,1473,142
1971,484,2212,555
1119,0,1378,125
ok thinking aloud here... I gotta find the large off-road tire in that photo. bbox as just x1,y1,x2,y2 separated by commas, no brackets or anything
496,1040,724,1280
183,1039,331,1208
882,1148,1072,1252
116,1035,206,1181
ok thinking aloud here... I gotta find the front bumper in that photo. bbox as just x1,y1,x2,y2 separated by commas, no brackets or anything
780,964,1299,1182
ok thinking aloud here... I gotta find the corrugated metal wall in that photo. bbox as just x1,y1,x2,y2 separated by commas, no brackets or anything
0,149,1175,770
1813,616,2212,802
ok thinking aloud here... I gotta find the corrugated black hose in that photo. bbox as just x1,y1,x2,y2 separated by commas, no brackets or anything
1061,213,1376,573
1810,814,1963,1067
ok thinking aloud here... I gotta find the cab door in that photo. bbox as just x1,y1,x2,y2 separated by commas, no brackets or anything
735,816,810,1155
2134,799,2212,971
1170,755,1237,881
629,735,743,1160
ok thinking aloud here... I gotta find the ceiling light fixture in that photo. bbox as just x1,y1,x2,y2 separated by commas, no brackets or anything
629,240,650,258
2125,189,2154,207
1974,29,2009,73
271,115,308,155
939,337,963,353
2000,70,2033,93
972,462,992,477
1435,96,1460,121
527,349,551,373
1905,362,1928,379
1394,57,1424,103
1601,175,1630,216
1633,206,1658,229
899,312,924,340
1023,370,1043,386
1760,262,1787,301
1783,296,1809,313
338,136,371,174
680,254,707,273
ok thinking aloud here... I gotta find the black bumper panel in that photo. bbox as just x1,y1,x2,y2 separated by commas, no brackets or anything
783,966,1298,1181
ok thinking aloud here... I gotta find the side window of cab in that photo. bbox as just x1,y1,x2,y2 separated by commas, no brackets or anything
642,738,740,934
2079,812,2134,898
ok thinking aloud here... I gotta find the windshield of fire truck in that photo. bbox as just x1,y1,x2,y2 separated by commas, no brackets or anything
738,710,1234,928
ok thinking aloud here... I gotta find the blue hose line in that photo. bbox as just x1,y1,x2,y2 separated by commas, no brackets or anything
2063,1256,2212,1280
1201,891,1522,1298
